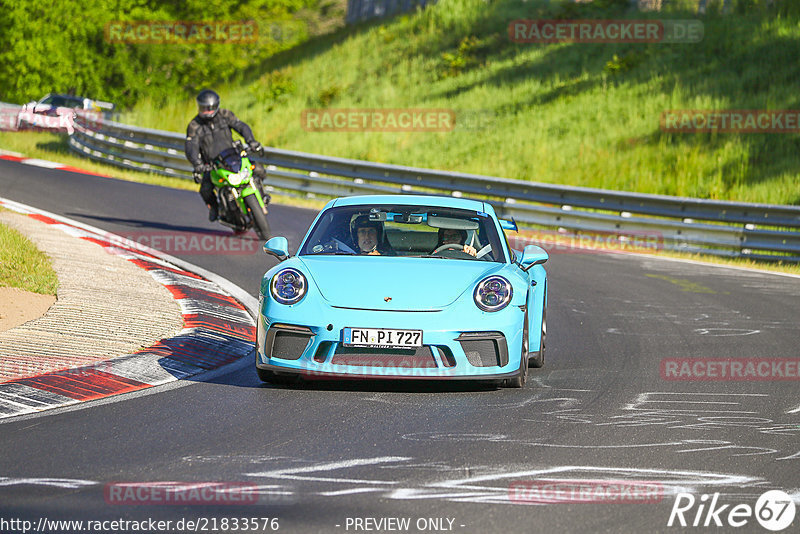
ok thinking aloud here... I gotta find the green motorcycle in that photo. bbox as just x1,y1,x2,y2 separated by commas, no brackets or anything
210,142,271,240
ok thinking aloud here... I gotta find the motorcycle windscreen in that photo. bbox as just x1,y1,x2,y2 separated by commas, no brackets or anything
216,147,242,173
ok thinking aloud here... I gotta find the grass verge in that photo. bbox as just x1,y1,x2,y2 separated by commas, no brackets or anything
0,212,59,295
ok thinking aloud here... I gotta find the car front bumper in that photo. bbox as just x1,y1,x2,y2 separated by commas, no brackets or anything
256,299,528,380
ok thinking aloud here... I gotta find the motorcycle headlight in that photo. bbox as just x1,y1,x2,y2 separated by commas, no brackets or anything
227,172,244,186
474,275,512,312
270,268,307,305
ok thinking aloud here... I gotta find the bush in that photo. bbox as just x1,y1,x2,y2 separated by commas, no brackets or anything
0,0,326,109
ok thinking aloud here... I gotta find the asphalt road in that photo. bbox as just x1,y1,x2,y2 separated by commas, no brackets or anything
0,158,798,534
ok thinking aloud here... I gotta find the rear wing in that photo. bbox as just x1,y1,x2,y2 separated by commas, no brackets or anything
499,218,518,232
87,99,115,111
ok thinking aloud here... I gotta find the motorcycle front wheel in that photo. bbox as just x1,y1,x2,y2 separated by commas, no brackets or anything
244,194,271,241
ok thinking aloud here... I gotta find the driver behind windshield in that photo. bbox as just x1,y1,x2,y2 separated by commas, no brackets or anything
351,215,395,256
436,228,477,257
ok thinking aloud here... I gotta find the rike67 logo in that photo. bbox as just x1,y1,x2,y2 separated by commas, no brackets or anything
668,490,796,531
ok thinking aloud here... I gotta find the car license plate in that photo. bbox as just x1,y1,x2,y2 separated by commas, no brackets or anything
342,327,422,348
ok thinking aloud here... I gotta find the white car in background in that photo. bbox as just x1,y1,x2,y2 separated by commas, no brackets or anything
16,93,114,134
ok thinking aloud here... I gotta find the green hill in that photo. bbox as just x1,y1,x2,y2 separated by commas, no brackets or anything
9,0,800,205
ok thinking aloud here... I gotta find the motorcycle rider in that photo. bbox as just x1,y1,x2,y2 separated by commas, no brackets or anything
185,89,269,221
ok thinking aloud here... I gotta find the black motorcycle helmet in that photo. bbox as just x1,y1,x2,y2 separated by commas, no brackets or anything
196,89,220,120
350,214,384,251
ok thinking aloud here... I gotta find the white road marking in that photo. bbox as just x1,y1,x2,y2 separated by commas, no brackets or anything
246,456,410,485
19,158,63,169
319,488,386,496
0,477,96,488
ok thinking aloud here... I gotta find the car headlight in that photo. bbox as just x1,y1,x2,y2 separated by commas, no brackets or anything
270,268,307,305
474,275,512,312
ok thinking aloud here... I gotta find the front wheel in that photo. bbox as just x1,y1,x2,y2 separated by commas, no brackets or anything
504,315,528,388
244,194,270,241
529,302,546,368
256,367,296,386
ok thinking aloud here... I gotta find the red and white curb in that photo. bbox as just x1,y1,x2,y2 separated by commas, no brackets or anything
0,151,109,178
0,198,258,420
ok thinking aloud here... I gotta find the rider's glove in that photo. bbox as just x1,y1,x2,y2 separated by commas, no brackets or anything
192,164,208,184
248,140,262,153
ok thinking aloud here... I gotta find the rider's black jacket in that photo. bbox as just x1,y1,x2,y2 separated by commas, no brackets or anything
185,109,256,169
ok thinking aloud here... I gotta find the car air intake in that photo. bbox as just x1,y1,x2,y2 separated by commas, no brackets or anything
313,341,334,363
457,332,508,367
331,346,437,368
266,324,313,360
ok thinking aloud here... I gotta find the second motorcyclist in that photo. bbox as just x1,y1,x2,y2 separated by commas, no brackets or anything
185,89,269,221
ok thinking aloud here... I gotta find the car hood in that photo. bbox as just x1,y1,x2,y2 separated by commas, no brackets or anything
298,256,503,310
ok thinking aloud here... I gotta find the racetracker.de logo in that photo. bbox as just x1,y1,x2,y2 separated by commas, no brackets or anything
661,110,800,133
107,231,260,255
509,19,702,43
661,358,800,381
104,21,258,44
301,109,456,132
508,230,664,255
0,106,20,131
104,482,258,505
509,480,663,504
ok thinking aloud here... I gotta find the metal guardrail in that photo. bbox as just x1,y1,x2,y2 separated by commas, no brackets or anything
67,114,800,262
346,0,436,24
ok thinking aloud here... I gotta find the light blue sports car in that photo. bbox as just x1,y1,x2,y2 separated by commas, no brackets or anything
256,194,548,388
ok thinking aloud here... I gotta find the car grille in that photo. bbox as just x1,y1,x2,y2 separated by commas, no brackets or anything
331,346,437,368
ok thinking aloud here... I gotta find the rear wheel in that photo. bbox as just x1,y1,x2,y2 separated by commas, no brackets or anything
529,303,546,368
244,194,270,241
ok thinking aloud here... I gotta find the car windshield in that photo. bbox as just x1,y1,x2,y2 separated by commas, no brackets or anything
41,95,82,108
299,205,506,262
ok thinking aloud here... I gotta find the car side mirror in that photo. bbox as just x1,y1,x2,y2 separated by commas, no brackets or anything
263,236,289,261
519,244,548,271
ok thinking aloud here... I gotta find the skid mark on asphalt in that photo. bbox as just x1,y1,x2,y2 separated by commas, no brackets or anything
598,298,797,335
645,274,723,294
402,390,800,459
0,477,96,488
245,457,410,485
404,432,778,457
1,459,796,507
237,456,793,506
636,260,800,295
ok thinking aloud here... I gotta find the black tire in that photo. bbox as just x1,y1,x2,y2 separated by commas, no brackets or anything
256,367,296,385
504,315,528,388
529,302,546,368
244,193,270,241
256,366,274,382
